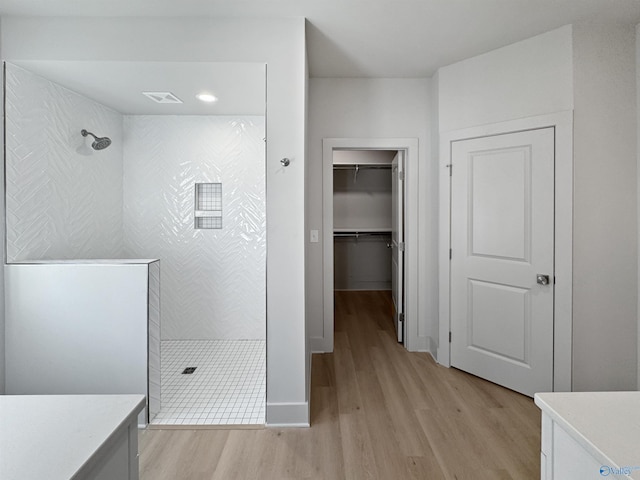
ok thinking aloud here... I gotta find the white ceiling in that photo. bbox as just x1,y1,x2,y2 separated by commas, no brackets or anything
1,0,640,78
10,61,266,115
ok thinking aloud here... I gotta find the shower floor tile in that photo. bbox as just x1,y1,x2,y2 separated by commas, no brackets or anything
151,339,265,426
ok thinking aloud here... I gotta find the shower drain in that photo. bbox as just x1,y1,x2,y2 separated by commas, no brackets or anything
182,367,197,374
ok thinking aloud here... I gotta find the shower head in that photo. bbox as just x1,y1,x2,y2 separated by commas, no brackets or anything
81,129,112,151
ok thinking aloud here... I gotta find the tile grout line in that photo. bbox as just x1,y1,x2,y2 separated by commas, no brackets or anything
152,339,266,426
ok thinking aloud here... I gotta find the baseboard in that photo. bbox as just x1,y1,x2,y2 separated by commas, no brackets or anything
436,346,450,367
266,401,310,427
310,336,331,353
410,335,439,357
413,335,429,352
426,336,438,359
306,352,312,403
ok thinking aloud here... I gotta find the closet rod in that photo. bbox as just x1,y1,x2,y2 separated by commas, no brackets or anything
333,231,391,238
333,164,392,170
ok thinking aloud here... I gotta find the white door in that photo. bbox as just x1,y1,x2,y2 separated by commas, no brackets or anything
450,128,554,397
391,152,405,343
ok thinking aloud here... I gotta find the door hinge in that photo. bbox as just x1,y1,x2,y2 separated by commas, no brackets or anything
399,242,405,251
449,248,452,259
399,171,405,181
399,313,405,323
449,331,452,343
447,164,452,176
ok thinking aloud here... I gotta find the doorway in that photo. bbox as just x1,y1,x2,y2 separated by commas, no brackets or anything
333,150,403,341
438,112,574,393
322,138,419,352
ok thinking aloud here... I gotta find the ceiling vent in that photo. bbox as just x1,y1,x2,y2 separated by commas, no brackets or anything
142,91,183,104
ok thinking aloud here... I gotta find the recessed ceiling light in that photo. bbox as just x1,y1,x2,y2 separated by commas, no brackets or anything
196,93,218,103
142,91,183,104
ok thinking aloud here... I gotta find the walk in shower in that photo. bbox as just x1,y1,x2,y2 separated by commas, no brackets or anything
3,61,267,426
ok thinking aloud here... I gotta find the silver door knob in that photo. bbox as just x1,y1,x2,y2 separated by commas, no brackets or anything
537,274,550,285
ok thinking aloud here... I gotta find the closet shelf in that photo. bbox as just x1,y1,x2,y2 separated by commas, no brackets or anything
334,228,392,238
334,227,391,233
333,164,392,170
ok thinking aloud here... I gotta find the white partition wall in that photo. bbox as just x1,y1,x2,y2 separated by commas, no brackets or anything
4,261,160,425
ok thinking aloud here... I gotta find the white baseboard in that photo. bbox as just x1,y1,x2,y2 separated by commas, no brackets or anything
412,335,429,352
426,336,438,359
410,335,439,357
436,346,450,367
310,336,331,353
307,352,312,402
266,402,310,427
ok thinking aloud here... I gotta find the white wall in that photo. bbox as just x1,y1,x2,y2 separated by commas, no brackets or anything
429,71,440,349
638,22,640,392
438,25,574,132
572,22,637,391
304,50,311,410
307,78,434,351
0,37,4,393
4,63,124,261
333,168,392,230
0,16,308,425
4,261,155,425
123,115,266,341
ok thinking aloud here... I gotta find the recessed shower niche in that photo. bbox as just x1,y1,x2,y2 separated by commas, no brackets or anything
3,61,267,426
195,182,223,229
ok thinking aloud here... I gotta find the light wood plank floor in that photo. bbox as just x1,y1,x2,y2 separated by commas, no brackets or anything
139,290,540,479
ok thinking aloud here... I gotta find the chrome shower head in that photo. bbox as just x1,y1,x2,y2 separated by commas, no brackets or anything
81,129,112,151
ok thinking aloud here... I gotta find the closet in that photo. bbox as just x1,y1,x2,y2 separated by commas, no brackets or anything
332,149,405,341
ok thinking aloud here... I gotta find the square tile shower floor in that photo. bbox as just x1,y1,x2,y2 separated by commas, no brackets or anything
151,339,265,426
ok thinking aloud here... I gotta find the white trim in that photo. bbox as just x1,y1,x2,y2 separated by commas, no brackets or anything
438,111,573,393
319,138,420,352
266,402,310,427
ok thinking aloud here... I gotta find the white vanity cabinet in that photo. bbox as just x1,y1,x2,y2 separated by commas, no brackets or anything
4,259,160,425
0,394,145,480
535,392,640,480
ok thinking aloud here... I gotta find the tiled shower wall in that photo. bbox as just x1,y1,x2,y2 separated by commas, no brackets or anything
5,64,124,262
5,64,266,342
123,116,266,340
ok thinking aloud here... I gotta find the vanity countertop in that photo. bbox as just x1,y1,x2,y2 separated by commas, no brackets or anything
535,391,640,478
0,394,145,480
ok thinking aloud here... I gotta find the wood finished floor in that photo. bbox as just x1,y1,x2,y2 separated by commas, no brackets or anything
139,290,540,479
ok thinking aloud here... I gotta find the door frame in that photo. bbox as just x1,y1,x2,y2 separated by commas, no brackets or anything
321,138,419,352
438,111,573,392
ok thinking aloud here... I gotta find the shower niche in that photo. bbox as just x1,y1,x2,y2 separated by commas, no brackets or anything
3,61,267,426
194,182,223,229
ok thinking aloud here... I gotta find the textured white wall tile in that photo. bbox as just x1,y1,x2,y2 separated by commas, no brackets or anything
148,260,161,421
5,64,125,262
5,63,264,341
123,116,266,340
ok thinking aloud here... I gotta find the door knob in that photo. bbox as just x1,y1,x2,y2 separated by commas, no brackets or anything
536,274,550,285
